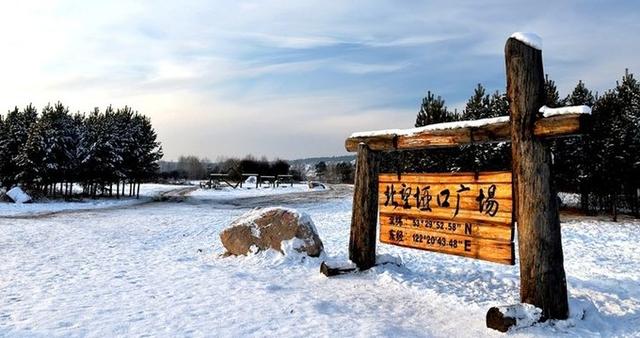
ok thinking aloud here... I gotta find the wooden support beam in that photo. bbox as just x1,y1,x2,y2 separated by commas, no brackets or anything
344,113,588,152
506,37,569,320
348,143,380,270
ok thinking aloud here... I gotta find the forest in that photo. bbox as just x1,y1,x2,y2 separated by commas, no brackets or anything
382,70,640,219
0,103,163,199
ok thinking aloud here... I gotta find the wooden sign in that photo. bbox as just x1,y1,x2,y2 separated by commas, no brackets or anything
378,171,514,265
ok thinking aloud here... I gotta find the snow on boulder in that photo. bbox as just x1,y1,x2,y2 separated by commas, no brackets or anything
510,32,542,50
6,187,32,204
220,207,324,257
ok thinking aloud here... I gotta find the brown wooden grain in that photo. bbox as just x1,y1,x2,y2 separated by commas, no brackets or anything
344,113,586,152
379,213,513,241
379,224,514,265
377,172,513,224
377,171,514,264
348,143,380,270
378,172,512,184
506,37,569,319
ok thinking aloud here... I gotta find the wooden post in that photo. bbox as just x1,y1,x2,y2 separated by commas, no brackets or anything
505,37,569,320
348,143,379,270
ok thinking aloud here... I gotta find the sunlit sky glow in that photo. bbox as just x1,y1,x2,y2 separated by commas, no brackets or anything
1,1,638,160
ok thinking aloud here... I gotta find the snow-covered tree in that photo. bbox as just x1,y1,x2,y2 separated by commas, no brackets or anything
0,105,38,189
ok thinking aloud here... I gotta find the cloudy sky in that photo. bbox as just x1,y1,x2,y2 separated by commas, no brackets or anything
1,1,638,160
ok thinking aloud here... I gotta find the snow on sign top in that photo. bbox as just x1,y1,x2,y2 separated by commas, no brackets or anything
510,32,542,50
350,106,591,139
539,105,592,117
350,116,510,138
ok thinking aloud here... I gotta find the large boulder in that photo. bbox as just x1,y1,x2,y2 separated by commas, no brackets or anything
220,207,323,257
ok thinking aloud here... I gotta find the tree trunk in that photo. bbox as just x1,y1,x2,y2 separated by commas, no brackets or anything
506,37,569,320
136,182,140,199
612,191,618,222
116,181,120,199
580,183,589,215
348,143,380,270
633,188,640,218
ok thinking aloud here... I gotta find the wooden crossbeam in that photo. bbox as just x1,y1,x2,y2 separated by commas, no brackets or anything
345,113,588,152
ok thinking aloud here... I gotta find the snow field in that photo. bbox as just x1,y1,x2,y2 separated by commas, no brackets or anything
0,189,638,337
0,184,186,217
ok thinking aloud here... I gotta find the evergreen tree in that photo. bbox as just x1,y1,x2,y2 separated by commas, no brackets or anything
133,113,163,190
544,74,562,108
391,90,458,173
461,84,492,120
553,81,596,212
614,69,640,216
488,90,510,117
0,104,38,189
455,86,510,172
415,91,454,127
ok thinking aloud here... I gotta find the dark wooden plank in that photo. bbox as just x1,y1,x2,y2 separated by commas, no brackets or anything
506,37,568,319
348,144,380,270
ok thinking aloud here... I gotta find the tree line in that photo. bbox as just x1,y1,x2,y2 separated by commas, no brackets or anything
0,102,163,199
381,70,640,219
313,161,355,184
160,155,298,182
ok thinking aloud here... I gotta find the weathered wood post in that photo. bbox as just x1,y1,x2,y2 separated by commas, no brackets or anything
505,37,569,319
348,143,380,270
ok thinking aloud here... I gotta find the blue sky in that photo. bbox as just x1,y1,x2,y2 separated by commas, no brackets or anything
1,0,638,160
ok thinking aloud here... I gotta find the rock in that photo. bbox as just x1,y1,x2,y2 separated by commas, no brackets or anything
220,207,324,257
7,187,32,203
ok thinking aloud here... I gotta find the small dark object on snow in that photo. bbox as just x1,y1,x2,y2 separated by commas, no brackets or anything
319,261,357,277
486,307,516,332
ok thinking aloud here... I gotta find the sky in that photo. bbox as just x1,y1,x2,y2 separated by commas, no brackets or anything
0,1,639,161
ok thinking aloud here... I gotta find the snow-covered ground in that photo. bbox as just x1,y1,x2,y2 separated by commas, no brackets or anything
0,186,638,337
0,184,185,218
189,183,323,200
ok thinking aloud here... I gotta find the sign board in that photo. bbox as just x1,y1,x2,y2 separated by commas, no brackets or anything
378,171,514,265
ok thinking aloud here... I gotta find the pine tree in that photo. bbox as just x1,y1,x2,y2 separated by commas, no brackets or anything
592,90,626,219
461,84,492,120
544,74,562,108
415,91,453,127
1,104,38,189
554,80,596,212
488,90,510,117
393,90,458,173
614,69,640,217
456,86,510,172
131,113,163,197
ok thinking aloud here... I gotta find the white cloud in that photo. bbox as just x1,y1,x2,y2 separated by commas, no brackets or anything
0,0,638,160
